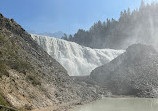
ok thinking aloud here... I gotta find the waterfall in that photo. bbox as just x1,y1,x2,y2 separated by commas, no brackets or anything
31,34,125,76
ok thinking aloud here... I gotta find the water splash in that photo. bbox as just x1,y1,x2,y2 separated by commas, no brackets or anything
32,34,124,76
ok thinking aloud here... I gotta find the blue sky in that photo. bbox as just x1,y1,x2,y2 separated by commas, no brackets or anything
0,0,157,34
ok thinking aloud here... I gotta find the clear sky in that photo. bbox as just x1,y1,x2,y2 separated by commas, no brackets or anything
0,0,157,34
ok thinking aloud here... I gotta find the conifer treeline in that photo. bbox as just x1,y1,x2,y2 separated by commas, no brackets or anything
62,1,158,49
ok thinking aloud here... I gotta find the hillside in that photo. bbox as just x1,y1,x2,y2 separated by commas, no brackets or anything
65,2,158,49
91,44,158,97
0,13,102,110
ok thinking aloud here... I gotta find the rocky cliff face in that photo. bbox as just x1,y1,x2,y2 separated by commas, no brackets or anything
0,13,101,110
91,44,158,97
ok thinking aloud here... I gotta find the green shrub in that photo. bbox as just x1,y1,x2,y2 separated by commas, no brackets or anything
26,74,41,86
0,34,6,44
0,92,9,106
7,58,31,74
0,51,2,56
0,61,9,78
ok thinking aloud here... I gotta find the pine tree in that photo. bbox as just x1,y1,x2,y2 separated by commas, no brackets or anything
69,34,73,41
107,18,110,27
140,0,145,9
127,8,130,16
61,33,68,40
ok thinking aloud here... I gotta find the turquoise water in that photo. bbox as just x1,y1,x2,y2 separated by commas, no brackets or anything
72,98,158,111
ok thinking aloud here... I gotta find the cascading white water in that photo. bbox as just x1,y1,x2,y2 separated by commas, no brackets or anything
31,34,125,76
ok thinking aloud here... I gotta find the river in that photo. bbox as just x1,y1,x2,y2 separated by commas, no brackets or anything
72,98,158,111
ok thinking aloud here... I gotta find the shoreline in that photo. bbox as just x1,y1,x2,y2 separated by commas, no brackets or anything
67,95,158,111
31,95,157,111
